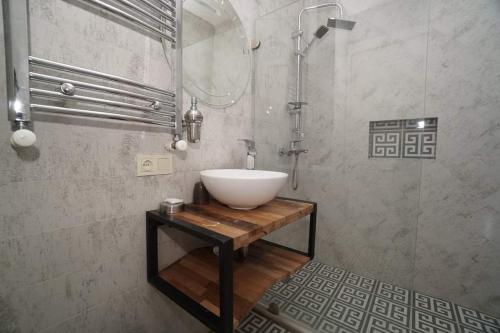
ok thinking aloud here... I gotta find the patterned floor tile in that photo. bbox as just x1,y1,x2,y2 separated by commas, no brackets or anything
323,301,367,331
290,267,315,285
413,292,455,321
237,311,272,333
370,296,410,326
268,281,302,300
344,272,377,293
237,260,500,333
304,275,341,297
291,288,331,314
317,317,357,333
282,302,320,327
455,305,500,333
364,314,410,333
263,323,289,333
412,309,459,333
316,264,347,283
336,285,372,310
460,326,500,333
260,292,288,308
376,282,411,305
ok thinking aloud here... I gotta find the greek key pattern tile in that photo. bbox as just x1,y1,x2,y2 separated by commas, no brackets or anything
336,285,372,310
370,296,410,326
369,118,438,159
413,293,455,321
365,314,410,333
237,261,500,333
344,272,377,293
326,301,366,331
376,282,411,305
413,310,458,333
455,305,500,333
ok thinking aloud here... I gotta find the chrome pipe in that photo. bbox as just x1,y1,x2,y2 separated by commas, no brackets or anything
156,0,176,13
295,1,344,107
29,72,175,107
29,57,175,98
174,0,183,136
31,104,176,127
30,88,176,116
115,0,175,33
80,0,175,42
286,2,345,190
141,0,175,23
3,0,31,124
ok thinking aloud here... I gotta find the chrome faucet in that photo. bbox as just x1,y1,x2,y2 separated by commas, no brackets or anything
239,139,256,169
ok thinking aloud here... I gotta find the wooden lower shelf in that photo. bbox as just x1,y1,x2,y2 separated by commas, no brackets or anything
158,240,310,326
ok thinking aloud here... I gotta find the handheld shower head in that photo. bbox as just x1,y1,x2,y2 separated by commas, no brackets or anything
302,25,329,54
327,18,356,30
314,25,329,39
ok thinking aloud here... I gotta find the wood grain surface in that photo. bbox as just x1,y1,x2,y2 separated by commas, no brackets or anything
172,198,314,250
158,240,310,326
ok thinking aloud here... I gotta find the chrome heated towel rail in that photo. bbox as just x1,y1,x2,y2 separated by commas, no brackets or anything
2,0,182,148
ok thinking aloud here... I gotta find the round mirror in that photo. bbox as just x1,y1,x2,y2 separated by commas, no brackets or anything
172,0,252,108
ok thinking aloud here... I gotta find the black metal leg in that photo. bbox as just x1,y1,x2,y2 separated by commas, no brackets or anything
219,240,234,333
308,204,317,259
146,218,159,281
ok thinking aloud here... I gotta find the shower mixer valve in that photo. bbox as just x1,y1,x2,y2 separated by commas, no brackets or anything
279,141,308,157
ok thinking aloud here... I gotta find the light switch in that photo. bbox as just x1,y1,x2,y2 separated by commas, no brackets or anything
137,154,173,176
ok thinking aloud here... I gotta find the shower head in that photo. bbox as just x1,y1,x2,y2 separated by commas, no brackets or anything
314,25,329,39
302,25,329,54
327,18,356,30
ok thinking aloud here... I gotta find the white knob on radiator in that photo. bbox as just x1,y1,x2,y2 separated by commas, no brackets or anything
174,139,188,151
10,129,36,148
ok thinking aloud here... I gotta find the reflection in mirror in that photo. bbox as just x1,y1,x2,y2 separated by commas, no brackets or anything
177,0,252,108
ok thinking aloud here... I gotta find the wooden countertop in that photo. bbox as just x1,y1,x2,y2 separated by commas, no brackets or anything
170,198,315,250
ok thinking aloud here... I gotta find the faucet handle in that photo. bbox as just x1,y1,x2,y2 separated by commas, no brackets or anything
238,139,255,149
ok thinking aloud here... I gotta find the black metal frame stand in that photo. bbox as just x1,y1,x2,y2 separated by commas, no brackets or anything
146,198,317,333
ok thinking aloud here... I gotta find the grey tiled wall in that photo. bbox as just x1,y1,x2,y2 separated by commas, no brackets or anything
0,0,254,332
253,0,500,317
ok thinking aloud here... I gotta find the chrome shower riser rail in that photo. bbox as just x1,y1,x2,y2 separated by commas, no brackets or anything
29,72,175,107
81,0,175,43
31,104,176,128
29,57,175,98
284,1,348,190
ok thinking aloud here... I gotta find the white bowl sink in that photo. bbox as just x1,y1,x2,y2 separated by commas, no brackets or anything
200,169,288,210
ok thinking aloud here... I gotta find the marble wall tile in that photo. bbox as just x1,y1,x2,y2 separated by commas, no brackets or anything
0,0,255,332
413,0,500,316
255,0,302,17
253,0,500,317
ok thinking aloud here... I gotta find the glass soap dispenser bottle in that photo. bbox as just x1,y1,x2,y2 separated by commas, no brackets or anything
184,97,203,143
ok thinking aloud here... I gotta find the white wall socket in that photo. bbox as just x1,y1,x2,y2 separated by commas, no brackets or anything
136,154,173,176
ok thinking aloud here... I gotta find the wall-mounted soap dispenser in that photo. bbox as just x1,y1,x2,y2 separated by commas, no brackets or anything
184,97,203,143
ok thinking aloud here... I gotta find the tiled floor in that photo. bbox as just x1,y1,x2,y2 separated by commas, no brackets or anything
236,261,500,333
